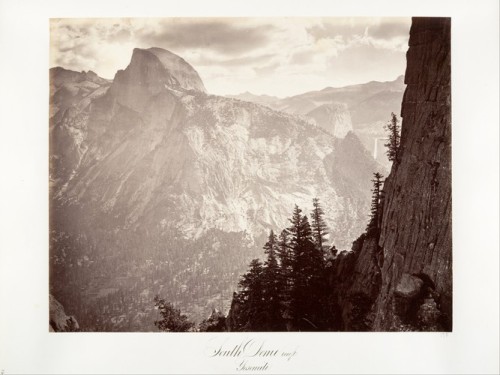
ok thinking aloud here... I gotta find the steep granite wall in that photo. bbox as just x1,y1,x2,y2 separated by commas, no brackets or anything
374,17,452,331
329,17,451,331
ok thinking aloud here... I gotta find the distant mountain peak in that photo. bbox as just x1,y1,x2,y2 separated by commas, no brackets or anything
145,47,206,92
115,47,206,94
306,102,353,138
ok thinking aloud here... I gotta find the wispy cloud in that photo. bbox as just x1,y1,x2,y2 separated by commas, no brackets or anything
50,17,410,97
135,19,275,55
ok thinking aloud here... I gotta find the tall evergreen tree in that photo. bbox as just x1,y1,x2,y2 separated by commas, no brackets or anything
311,198,329,254
277,228,293,325
261,230,286,330
366,172,384,235
287,208,326,330
235,258,265,330
384,112,401,162
277,229,291,271
263,230,279,269
287,205,311,249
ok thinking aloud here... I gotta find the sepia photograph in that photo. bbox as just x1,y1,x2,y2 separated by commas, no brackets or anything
0,0,498,374
49,16,451,333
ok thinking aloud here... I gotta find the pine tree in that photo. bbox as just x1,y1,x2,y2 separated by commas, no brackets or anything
235,258,265,330
277,229,291,271
311,198,329,254
277,228,293,324
384,112,401,162
261,230,286,330
263,230,279,270
286,208,326,330
287,205,313,251
366,172,384,235
154,295,194,332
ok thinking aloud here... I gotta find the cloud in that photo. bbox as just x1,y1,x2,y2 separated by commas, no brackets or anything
50,17,411,96
306,17,410,52
108,28,132,43
194,53,275,67
368,20,411,39
327,43,406,84
135,19,275,56
50,19,139,78
290,50,314,65
253,62,280,75
307,21,365,41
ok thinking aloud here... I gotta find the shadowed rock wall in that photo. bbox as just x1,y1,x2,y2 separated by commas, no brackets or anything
330,17,452,331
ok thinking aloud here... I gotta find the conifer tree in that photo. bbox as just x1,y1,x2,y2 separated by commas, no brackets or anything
277,229,291,272
154,296,194,332
277,228,293,322
287,208,325,330
366,172,384,235
235,258,265,330
287,205,312,250
263,230,279,270
261,230,286,330
384,112,401,162
311,198,329,254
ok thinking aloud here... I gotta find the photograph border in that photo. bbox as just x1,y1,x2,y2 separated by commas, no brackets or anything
0,0,499,374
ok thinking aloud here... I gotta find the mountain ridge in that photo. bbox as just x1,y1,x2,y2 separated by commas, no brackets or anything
50,46,387,330
228,74,405,168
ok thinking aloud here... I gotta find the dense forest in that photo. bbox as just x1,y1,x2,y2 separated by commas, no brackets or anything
227,199,348,331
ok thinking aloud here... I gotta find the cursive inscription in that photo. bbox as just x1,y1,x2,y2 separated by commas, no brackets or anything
208,338,298,372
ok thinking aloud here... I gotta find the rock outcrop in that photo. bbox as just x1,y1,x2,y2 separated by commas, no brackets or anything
329,17,452,331
49,294,79,332
374,17,452,331
306,103,353,138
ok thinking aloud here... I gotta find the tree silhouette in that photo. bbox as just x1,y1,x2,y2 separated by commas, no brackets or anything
261,230,286,330
287,207,325,330
311,198,329,254
235,258,265,330
199,309,227,332
384,112,401,162
367,172,384,235
154,295,194,332
228,203,334,331
277,228,293,321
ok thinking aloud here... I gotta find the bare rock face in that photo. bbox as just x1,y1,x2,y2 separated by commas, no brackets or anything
328,17,451,331
49,67,111,186
395,273,424,299
374,17,452,331
306,103,353,138
147,47,207,93
327,234,382,331
49,294,79,332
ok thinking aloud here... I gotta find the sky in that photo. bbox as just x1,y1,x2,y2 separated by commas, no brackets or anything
50,17,411,97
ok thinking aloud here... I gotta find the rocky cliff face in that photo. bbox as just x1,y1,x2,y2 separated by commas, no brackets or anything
49,294,79,332
330,17,452,331
230,76,406,169
374,17,452,331
306,103,353,138
50,48,381,248
49,68,111,186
